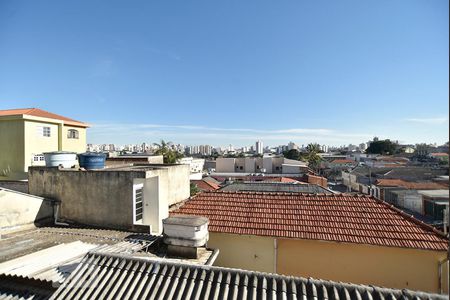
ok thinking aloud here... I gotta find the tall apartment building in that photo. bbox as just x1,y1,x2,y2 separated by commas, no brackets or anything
256,140,263,155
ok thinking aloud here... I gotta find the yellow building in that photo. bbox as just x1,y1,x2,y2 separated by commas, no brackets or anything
172,191,449,294
0,108,88,180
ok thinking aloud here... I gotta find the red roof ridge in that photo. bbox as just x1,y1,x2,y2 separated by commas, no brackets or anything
0,107,88,127
172,191,448,250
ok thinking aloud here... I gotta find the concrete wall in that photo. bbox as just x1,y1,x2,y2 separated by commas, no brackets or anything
61,125,87,153
244,158,256,173
282,164,305,174
0,188,53,230
398,191,423,213
263,157,273,173
0,120,25,180
28,167,140,229
161,164,190,206
208,232,275,273
277,238,448,294
216,158,235,173
272,157,284,173
27,165,189,232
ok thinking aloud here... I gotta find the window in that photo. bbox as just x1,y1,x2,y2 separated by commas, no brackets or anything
43,127,51,137
36,126,51,137
67,129,79,139
133,184,144,224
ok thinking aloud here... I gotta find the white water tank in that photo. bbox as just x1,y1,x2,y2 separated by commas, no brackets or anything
163,215,209,247
43,151,78,168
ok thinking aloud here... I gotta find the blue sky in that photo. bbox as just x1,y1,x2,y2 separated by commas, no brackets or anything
0,0,448,147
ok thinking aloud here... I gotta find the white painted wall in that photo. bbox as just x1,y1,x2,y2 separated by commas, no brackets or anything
216,158,236,173
0,189,53,230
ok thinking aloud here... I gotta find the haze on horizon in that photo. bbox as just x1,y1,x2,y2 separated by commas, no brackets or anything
0,0,448,146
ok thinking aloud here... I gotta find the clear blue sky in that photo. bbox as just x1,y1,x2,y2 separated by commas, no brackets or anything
0,0,448,147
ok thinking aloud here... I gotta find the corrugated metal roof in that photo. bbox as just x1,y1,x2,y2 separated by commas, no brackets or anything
50,252,447,300
220,182,331,194
0,232,159,284
0,274,55,300
0,241,98,283
171,191,448,251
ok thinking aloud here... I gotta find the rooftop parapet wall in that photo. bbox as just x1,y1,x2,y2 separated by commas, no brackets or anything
27,165,190,231
28,167,145,229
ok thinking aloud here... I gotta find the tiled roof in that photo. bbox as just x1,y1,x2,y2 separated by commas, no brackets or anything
220,182,332,194
50,252,447,300
375,179,447,190
191,180,220,191
263,177,299,183
331,159,356,164
171,191,448,251
0,108,88,127
430,153,449,157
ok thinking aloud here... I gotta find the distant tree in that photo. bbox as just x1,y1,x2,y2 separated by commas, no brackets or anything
366,139,397,155
305,143,322,172
283,149,302,160
153,140,184,163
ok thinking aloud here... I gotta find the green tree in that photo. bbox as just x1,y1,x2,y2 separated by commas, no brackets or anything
190,182,200,196
305,143,322,173
153,140,184,163
283,149,302,160
366,139,397,155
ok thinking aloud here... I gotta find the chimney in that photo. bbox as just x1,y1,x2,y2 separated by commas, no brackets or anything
162,215,209,259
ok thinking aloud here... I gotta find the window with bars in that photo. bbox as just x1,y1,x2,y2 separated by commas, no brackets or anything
67,129,79,139
133,184,144,223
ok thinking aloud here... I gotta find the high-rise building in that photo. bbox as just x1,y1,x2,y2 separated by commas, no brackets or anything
256,140,263,155
288,142,298,150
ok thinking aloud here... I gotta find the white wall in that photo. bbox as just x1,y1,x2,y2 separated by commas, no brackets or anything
0,189,53,230
216,158,236,173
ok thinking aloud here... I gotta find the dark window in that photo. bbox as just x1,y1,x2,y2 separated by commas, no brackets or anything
43,127,51,137
67,129,79,139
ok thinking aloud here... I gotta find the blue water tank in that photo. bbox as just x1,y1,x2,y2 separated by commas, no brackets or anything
78,152,106,170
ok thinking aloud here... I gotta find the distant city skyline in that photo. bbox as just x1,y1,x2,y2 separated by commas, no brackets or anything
83,121,448,147
1,1,448,146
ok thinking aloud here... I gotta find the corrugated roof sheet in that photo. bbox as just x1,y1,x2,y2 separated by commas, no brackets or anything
220,182,331,194
0,227,159,284
50,252,447,300
0,274,55,300
0,241,98,283
0,108,88,127
171,191,448,251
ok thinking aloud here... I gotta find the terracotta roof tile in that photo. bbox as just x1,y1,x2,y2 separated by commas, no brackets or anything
0,108,88,127
171,191,448,251
430,153,449,157
375,179,446,189
191,180,220,191
331,159,356,164
263,177,299,183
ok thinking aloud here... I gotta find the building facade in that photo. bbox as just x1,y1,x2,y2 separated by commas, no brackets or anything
0,108,88,180
172,191,449,293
